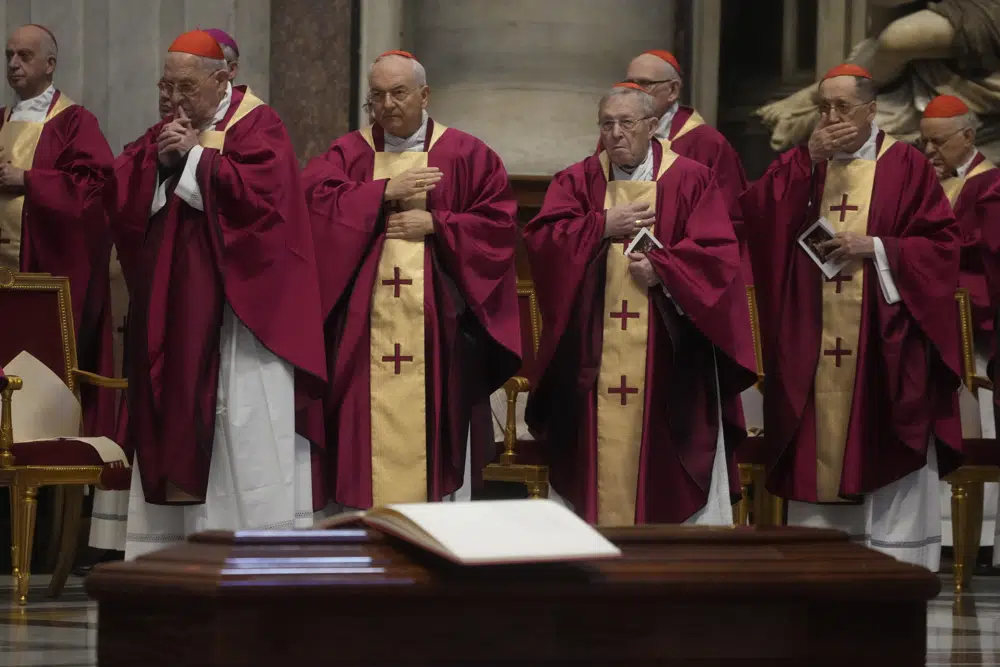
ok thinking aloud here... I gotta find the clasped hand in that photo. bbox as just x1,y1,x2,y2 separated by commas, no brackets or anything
815,231,875,263
0,148,24,193
157,106,199,168
386,209,434,240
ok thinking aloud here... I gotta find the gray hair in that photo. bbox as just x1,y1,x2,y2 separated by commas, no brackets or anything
369,53,427,87
38,31,57,61
598,87,656,118
952,111,981,132
195,55,227,74
220,44,238,65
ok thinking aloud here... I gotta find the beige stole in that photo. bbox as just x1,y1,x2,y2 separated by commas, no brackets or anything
359,122,449,506
0,93,74,270
941,155,997,206
595,148,678,526
198,88,265,151
814,136,896,502
660,109,705,151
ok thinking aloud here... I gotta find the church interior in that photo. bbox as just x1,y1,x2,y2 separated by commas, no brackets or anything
1,0,999,664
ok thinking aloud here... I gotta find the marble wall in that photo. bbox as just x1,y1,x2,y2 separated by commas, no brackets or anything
0,0,271,153
362,0,676,175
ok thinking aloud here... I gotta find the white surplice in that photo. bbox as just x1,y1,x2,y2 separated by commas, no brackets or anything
124,86,317,559
786,124,941,570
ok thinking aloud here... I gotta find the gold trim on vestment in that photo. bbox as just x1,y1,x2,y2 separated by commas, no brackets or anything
0,93,73,271
660,109,705,151
813,136,896,502
198,88,265,151
369,121,449,506
942,156,996,205
594,147,677,526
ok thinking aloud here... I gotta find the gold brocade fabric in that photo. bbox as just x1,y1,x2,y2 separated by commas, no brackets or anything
0,94,73,270
813,137,896,502
197,88,265,152
659,109,705,151
595,149,678,526
942,157,996,205
362,122,448,506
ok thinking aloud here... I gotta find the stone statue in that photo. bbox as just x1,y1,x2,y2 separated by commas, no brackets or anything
757,0,1000,161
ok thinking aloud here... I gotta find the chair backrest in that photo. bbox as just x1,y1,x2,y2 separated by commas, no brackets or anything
0,269,77,392
516,279,541,379
746,285,764,386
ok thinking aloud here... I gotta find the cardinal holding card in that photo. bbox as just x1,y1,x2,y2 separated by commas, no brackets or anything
740,64,962,570
523,83,757,527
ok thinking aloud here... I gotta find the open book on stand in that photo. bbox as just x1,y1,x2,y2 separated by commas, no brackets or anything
315,499,622,566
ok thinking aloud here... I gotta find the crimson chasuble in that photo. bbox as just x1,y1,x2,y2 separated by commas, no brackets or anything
524,141,758,525
301,120,522,509
942,152,1000,335
0,90,115,438
740,131,963,503
108,85,328,504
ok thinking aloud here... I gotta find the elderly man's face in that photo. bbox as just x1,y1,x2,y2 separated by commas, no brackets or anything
6,26,55,99
599,94,657,168
919,116,976,179
160,53,228,127
369,57,428,138
625,54,680,118
817,76,876,153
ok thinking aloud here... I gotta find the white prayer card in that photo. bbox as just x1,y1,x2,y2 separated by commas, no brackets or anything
798,216,848,279
624,226,663,256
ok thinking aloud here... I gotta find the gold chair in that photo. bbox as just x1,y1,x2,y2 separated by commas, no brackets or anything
482,280,549,498
734,285,785,526
0,268,129,604
944,287,999,595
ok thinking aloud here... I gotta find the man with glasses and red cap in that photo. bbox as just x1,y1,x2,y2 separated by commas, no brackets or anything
301,50,521,511
107,30,327,559
525,82,757,527
622,49,750,285
741,64,963,570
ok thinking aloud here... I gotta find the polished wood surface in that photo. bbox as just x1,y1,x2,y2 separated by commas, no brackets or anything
86,525,938,666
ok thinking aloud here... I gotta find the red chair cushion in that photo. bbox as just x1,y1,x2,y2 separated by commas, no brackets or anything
10,439,131,490
734,435,780,465
962,438,1000,467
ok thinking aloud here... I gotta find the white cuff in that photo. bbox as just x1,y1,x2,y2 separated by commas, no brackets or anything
174,145,205,211
872,237,901,305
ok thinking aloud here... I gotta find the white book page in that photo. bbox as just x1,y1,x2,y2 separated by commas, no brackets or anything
383,499,622,564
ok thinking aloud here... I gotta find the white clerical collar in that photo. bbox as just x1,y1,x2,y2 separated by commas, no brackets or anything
10,83,55,122
204,82,233,131
956,150,979,178
832,122,879,161
384,110,429,153
611,143,655,182
654,103,679,140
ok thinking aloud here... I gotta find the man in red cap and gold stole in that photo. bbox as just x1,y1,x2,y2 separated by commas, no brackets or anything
741,64,963,569
108,30,328,559
622,50,751,286
525,83,757,526
302,50,521,509
0,24,115,437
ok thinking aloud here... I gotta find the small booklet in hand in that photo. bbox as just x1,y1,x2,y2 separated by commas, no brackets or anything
624,226,664,255
315,499,623,566
798,216,848,279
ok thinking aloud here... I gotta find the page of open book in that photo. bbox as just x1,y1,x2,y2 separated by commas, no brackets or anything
378,499,622,565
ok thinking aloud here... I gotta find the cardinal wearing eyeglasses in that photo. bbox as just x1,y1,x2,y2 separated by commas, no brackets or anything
740,65,963,570
107,31,328,559
524,82,757,527
300,50,521,510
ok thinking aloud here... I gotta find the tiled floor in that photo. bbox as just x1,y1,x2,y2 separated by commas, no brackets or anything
1,573,999,665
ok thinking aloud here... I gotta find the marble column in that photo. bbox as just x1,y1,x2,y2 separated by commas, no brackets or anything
269,0,354,163
371,0,675,176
